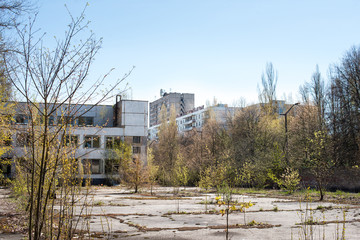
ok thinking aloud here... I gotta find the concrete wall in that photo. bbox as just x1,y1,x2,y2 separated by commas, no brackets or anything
8,98,149,184
149,92,194,127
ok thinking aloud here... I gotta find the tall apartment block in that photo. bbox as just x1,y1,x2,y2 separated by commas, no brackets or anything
149,92,194,127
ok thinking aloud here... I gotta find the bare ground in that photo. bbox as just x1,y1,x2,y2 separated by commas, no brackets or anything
1,186,360,239
0,188,26,240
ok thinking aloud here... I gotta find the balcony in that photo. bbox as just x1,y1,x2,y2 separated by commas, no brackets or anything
183,126,193,131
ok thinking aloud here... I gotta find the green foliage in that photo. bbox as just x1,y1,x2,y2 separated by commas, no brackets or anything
198,167,214,191
279,168,300,193
147,147,158,194
268,166,300,194
105,139,132,182
217,183,232,206
107,141,147,192
0,72,14,185
216,183,254,240
198,159,236,192
281,168,300,193
266,143,288,188
247,220,258,226
305,130,334,200
213,160,232,189
154,104,179,185
11,163,28,208
252,168,269,188
236,161,254,188
173,153,189,187
267,171,281,188
128,157,148,193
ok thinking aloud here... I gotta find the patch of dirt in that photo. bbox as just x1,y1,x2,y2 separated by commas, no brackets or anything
77,213,156,218
121,220,281,233
0,189,27,235
121,196,191,200
296,218,360,226
209,223,281,229
0,213,27,234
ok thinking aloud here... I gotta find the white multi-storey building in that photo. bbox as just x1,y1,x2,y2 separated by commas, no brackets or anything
2,96,148,185
148,104,236,140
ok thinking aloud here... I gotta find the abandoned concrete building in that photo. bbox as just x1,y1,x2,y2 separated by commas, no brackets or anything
1,96,148,185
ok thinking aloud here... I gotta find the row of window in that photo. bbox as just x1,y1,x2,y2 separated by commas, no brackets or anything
15,115,95,127
10,134,142,153
12,158,118,175
67,135,142,153
176,114,203,125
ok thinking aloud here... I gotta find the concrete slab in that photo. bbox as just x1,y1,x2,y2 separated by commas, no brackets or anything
69,187,360,239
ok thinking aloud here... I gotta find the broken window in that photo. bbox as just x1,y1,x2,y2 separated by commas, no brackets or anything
84,135,100,148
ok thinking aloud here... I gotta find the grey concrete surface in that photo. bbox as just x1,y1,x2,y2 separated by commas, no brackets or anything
71,187,360,239
1,186,359,239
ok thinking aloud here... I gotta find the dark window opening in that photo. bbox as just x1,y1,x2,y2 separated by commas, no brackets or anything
133,136,141,143
57,116,75,126
84,135,100,148
64,135,78,147
105,136,122,149
49,116,54,125
82,159,102,174
132,146,141,154
78,116,94,126
105,159,119,174
15,115,29,124
0,158,11,178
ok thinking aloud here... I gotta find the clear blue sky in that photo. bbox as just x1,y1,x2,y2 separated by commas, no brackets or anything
32,0,360,107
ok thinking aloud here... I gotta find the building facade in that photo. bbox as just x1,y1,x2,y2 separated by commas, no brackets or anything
148,104,236,140
149,92,194,127
2,96,148,185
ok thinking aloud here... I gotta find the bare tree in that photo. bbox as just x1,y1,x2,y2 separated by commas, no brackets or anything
328,46,360,167
0,0,30,29
0,0,33,99
258,62,278,107
299,84,309,104
2,7,131,240
309,65,326,129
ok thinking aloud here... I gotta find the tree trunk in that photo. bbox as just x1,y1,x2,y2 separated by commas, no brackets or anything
226,208,229,240
318,182,324,201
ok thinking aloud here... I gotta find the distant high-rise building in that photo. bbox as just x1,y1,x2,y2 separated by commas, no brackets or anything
148,104,237,140
149,91,194,127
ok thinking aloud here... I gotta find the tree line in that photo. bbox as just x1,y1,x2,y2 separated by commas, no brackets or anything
150,54,360,201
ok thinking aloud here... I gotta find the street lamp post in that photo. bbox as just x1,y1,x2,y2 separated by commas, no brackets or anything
280,102,299,165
